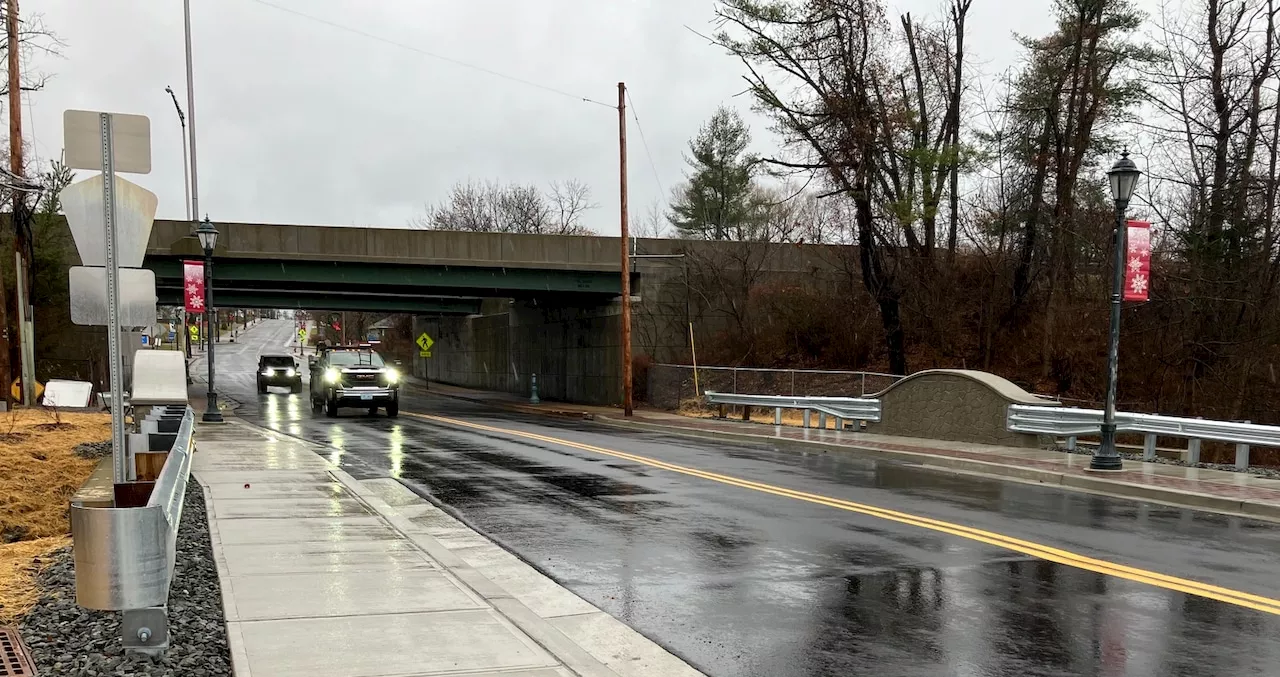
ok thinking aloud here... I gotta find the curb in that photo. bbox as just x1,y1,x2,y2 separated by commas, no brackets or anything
208,417,702,677
594,416,1280,524
421,388,599,420
327,468,627,677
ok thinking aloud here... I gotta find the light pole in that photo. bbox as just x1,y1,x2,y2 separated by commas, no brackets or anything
165,85,192,359
1094,150,1142,471
197,216,223,423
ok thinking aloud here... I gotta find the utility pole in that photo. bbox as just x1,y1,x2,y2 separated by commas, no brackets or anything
7,0,31,406
618,82,633,417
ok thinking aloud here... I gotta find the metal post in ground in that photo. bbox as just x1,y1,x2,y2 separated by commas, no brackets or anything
99,113,127,483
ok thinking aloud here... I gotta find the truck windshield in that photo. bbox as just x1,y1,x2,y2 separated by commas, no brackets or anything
328,351,384,368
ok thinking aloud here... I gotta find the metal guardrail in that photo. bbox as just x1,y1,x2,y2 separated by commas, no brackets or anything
71,404,195,654
1008,404,1280,469
705,391,881,428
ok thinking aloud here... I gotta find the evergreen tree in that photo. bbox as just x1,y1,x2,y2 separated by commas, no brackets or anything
668,106,756,240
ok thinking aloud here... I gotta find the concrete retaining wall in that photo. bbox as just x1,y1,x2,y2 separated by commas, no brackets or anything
864,369,1058,448
414,300,622,406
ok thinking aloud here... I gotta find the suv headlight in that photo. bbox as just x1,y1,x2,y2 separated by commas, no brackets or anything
385,368,400,384
261,369,272,377
324,368,340,383
286,368,296,377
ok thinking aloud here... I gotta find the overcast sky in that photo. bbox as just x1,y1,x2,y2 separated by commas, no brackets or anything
29,0,1104,234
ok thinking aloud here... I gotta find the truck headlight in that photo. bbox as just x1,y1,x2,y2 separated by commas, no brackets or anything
385,368,400,384
324,368,340,383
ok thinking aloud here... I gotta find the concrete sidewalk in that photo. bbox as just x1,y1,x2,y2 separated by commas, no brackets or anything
421,382,1280,522
193,418,703,677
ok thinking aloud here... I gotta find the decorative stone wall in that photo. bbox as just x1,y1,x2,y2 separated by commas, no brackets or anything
864,370,1059,448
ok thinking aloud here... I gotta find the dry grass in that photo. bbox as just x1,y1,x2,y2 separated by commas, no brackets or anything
0,409,109,621
677,402,843,429
0,536,68,621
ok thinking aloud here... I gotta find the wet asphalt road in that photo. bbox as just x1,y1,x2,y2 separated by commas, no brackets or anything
214,320,1280,677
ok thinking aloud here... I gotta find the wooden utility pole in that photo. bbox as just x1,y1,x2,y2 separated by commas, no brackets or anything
618,82,633,416
6,0,23,404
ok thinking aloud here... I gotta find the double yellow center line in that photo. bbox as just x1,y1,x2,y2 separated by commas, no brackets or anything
408,411,1280,615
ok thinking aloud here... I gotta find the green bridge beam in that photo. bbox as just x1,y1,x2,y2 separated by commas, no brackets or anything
144,256,626,297
156,287,482,314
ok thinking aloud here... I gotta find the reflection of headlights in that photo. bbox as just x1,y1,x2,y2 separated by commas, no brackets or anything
286,368,296,377
261,369,273,377
324,368,340,383
385,368,400,384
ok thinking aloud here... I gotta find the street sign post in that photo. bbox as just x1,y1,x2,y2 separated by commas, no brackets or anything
416,332,434,358
62,110,153,485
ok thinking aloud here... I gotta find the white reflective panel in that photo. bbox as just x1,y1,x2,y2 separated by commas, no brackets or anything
60,174,158,268
69,266,157,327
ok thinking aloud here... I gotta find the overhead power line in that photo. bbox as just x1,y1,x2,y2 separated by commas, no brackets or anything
244,0,617,110
625,91,665,203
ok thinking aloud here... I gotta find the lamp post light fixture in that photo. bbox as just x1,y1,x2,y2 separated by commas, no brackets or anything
197,215,223,423
1093,150,1142,471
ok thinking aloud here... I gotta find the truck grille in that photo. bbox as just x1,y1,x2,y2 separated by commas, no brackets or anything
341,372,383,387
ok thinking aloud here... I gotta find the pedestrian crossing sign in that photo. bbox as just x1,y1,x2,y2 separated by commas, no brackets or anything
416,332,434,358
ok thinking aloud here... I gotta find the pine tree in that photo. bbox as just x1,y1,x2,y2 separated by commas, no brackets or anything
668,106,756,240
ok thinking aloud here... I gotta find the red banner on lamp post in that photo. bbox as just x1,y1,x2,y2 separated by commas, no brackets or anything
183,260,206,314
1123,220,1151,302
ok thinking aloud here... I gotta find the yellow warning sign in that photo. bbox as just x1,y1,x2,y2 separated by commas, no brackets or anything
416,332,435,358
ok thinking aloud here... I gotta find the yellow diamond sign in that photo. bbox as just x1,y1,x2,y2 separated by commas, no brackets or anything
416,332,434,358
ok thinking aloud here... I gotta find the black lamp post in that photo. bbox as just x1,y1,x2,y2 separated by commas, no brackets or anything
1093,150,1142,471
197,215,224,423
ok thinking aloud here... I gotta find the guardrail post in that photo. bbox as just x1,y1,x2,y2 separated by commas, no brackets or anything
835,416,844,431
817,412,826,430
1188,438,1201,465
1066,436,1077,452
1143,434,1157,461
742,405,751,422
774,407,782,425
1236,443,1250,470
803,410,811,428
717,404,726,419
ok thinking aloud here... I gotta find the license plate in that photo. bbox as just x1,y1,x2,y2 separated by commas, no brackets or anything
360,394,373,401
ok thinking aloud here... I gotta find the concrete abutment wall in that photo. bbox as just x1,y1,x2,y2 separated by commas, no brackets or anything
413,300,622,406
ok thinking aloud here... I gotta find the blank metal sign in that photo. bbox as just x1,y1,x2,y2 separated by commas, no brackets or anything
63,110,151,174
69,266,158,327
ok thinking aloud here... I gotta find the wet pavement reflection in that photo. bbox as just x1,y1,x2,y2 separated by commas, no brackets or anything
223,321,1280,677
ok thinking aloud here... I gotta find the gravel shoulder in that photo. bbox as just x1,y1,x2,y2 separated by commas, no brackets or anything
18,481,231,676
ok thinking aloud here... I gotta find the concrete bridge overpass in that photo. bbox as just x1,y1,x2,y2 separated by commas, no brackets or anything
142,219,842,404
143,219,634,313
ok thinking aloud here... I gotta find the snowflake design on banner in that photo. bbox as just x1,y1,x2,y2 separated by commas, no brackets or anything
188,295,205,310
1128,256,1144,273
1129,273,1148,296
186,282,201,296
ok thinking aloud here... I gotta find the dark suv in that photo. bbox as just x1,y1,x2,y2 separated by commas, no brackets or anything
257,354,302,394
309,346,400,417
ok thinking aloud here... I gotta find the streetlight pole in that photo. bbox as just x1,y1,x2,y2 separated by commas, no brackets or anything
197,216,223,423
1093,150,1141,471
165,86,192,359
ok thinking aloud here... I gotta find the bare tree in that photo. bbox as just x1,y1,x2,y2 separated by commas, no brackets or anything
548,179,598,234
0,10,63,96
412,179,597,235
